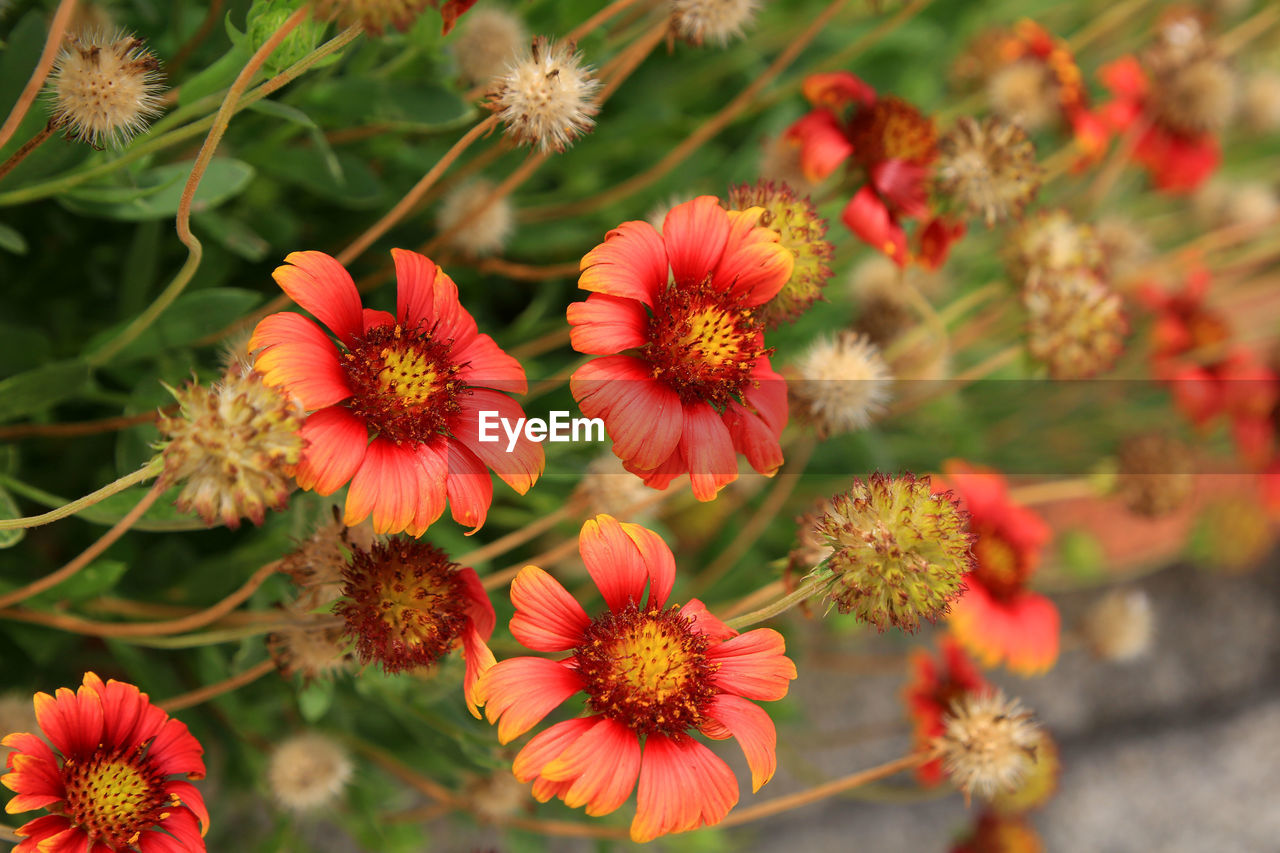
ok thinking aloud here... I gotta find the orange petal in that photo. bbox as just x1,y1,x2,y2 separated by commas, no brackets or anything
707,629,797,701
579,220,667,308
294,407,368,496
703,695,778,792
541,717,640,816
477,658,582,744
274,251,364,346
510,566,591,652
663,196,730,287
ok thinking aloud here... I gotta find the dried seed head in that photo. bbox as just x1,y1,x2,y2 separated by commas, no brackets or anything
989,729,1060,816
1006,209,1103,286
267,732,353,813
156,364,305,529
1151,57,1238,135
1115,432,1195,518
1080,589,1154,663
934,690,1041,803
815,473,974,632
48,30,165,148
435,179,514,257
1024,269,1127,380
1094,216,1153,283
313,0,430,33
489,37,600,152
670,0,761,47
790,331,893,437
575,453,659,520
1242,71,1280,132
453,6,528,87
728,180,833,326
986,60,1059,131
936,116,1042,227
268,622,351,680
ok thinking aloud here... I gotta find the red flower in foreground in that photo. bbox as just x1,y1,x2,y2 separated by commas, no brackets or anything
251,249,543,535
2,672,208,852
783,72,964,268
939,462,1059,675
568,196,793,501
476,515,797,842
904,637,988,786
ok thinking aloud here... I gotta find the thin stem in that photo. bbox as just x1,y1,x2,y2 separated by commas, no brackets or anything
465,256,581,281
719,578,783,620
724,575,827,631
0,479,164,610
168,0,227,75
1007,476,1100,506
0,0,77,151
595,19,668,101
0,458,163,532
1067,0,1150,52
456,500,582,566
0,824,20,843
885,343,1023,418
351,738,462,806
0,121,55,183
0,408,169,441
87,6,316,368
1220,4,1280,55
158,658,277,712
508,327,572,361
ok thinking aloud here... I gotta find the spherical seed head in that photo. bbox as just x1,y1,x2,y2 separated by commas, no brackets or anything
1151,56,1238,135
670,0,761,47
313,0,431,33
1115,432,1195,518
815,473,974,632
575,453,658,519
1094,216,1153,283
1081,589,1154,663
1024,269,1127,380
728,180,833,326
48,31,164,149
453,6,528,87
268,623,351,680
934,690,1041,803
156,364,305,529
791,331,893,437
490,37,600,152
464,770,528,822
435,179,514,257
267,732,353,813
1006,209,1103,285
1243,71,1280,132
936,116,1042,227
986,59,1059,132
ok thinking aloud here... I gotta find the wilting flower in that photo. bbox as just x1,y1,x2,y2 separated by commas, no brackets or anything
452,5,528,86
48,31,164,148
940,461,1059,675
936,116,1042,227
727,180,834,327
267,732,353,813
476,515,796,842
489,37,600,152
790,331,892,437
568,196,794,501
336,538,495,713
1023,269,1128,379
250,249,543,535
815,473,974,632
904,637,988,786
782,72,964,267
670,0,761,46
933,690,1041,803
1,672,208,851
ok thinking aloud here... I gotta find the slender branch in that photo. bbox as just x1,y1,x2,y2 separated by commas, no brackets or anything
0,121,55,183
0,0,77,151
884,344,1023,418
465,257,582,281
508,327,572,360
457,500,582,566
1007,477,1100,506
724,575,828,631
0,479,165,610
158,658,277,712
351,738,463,806
0,824,20,843
595,19,668,101
0,458,163,531
0,408,169,441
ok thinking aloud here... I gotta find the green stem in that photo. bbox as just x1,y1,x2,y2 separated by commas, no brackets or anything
0,458,163,531
724,576,827,630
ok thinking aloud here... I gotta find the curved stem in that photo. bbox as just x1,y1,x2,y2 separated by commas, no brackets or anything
0,121,55,184
0,479,165,610
0,408,169,441
724,575,827,631
508,327,572,360
158,658,276,712
0,0,77,151
456,500,581,566
0,458,163,532
464,256,581,281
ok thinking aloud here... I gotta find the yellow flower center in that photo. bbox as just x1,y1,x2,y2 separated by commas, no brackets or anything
63,752,170,848
972,529,1029,601
377,345,442,405
342,323,462,444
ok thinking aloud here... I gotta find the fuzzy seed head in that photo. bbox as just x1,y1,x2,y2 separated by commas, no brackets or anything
1024,270,1127,380
490,37,600,152
157,364,305,529
1152,57,1238,135
1095,216,1153,283
791,331,892,437
48,31,164,148
937,116,1042,227
1081,589,1154,663
575,453,659,520
1115,432,1195,518
1242,71,1280,132
453,6,528,86
435,179,514,257
934,690,1041,803
815,473,974,632
670,0,761,47
267,733,353,813
1006,209,1103,286
728,180,833,326
986,60,1059,131
313,0,431,33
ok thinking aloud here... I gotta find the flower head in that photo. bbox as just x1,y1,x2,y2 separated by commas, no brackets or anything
933,690,1041,803
267,732,352,813
568,196,794,501
727,180,834,326
48,31,164,148
1024,269,1128,379
476,515,796,842
815,473,974,632
489,37,600,152
904,637,988,785
435,178,514,257
1080,589,1154,662
936,116,1042,227
1,672,208,851
1115,432,1195,518
790,331,892,437
156,363,305,529
336,538,495,713
986,60,1059,131
452,5,528,86
1005,208,1102,286
941,461,1059,675
249,249,543,535
670,0,761,46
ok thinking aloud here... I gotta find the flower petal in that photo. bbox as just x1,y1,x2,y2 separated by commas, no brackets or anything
618,521,676,610
455,333,528,394
444,440,494,534
723,402,784,477
571,356,683,471
841,185,908,266
631,734,738,843
163,780,208,836
392,249,479,347
708,629,797,701
510,565,591,652
680,400,738,502
273,251,364,346
460,625,497,719
344,437,420,534
783,109,853,182
294,406,369,495
703,694,778,792
869,158,929,219
714,208,794,305
579,221,667,308
568,293,651,355
679,599,737,643
452,389,544,495
541,717,641,816
406,439,449,536
512,717,596,782
147,717,205,779
663,196,730,287
477,658,583,744
578,515,653,610
363,308,394,331
745,357,788,434
249,313,353,411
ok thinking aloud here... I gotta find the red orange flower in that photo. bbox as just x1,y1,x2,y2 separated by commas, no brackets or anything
568,196,794,501
250,249,543,535
940,462,1059,675
2,672,208,852
904,637,988,785
475,514,797,842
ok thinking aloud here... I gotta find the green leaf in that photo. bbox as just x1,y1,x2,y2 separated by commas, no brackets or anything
297,678,335,722
305,78,471,130
23,560,128,605
178,40,253,106
0,222,27,254
59,159,256,221
84,288,262,364
0,360,93,423
0,484,25,548
247,100,344,182
194,209,272,262
256,148,385,208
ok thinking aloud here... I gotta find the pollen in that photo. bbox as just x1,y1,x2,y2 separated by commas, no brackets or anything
341,323,461,444
846,96,938,168
48,30,165,149
63,752,169,848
